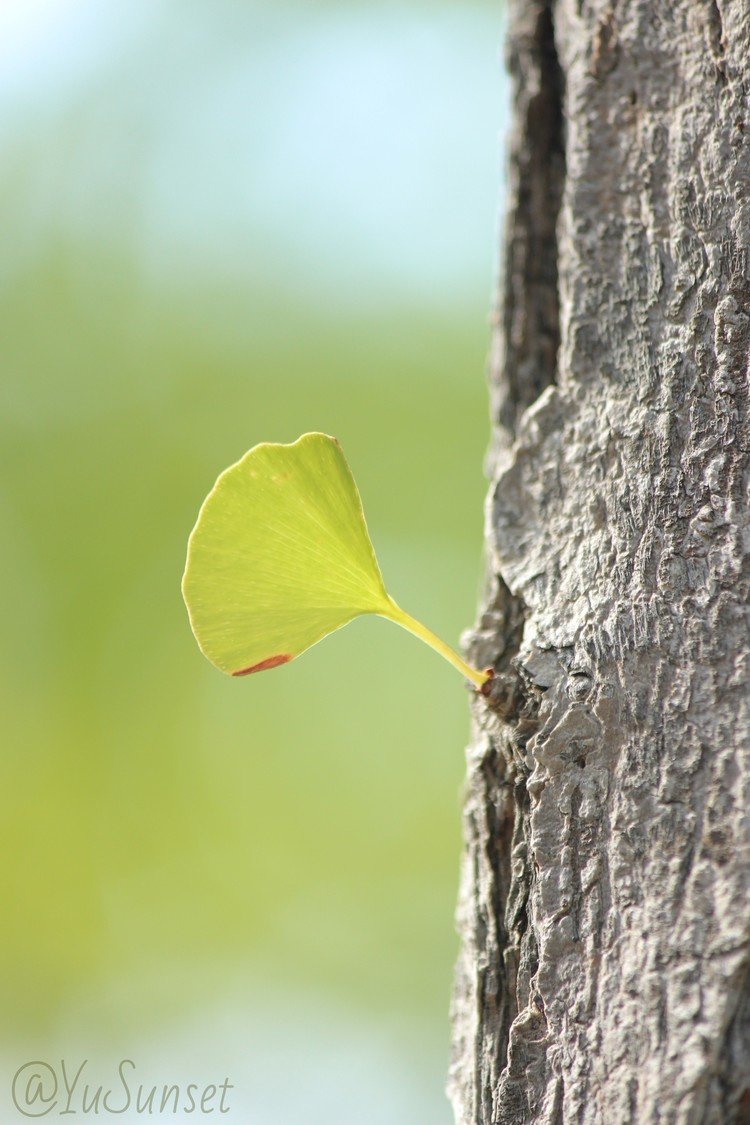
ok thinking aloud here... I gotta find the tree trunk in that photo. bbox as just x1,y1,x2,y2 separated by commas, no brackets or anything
449,1,750,1122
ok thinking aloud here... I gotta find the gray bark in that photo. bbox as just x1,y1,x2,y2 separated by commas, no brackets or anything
449,1,750,1122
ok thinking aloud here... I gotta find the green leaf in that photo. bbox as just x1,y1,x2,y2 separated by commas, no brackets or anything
182,432,488,686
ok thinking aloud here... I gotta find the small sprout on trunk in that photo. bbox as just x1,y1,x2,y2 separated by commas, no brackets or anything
182,433,490,689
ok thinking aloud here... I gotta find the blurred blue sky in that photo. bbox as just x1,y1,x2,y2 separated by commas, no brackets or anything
0,0,505,309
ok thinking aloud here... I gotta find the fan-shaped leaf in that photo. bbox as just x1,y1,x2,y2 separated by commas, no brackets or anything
182,432,488,686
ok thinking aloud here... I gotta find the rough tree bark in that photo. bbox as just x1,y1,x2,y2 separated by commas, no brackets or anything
449,1,750,1122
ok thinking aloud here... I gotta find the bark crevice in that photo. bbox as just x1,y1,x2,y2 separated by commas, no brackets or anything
487,0,565,461
451,1,565,1119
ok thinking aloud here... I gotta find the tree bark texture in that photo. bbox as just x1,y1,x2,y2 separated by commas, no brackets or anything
450,1,750,1122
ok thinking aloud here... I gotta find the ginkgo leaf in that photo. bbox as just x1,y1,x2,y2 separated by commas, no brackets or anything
182,432,489,687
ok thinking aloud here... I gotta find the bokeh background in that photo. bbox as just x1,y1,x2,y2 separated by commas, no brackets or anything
0,0,507,1119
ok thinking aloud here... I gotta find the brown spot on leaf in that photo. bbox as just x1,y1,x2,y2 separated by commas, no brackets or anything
232,654,292,676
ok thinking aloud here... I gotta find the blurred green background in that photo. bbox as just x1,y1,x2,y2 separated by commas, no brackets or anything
0,0,505,1119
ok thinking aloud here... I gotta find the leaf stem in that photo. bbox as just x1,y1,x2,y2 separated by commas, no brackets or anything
381,600,490,688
